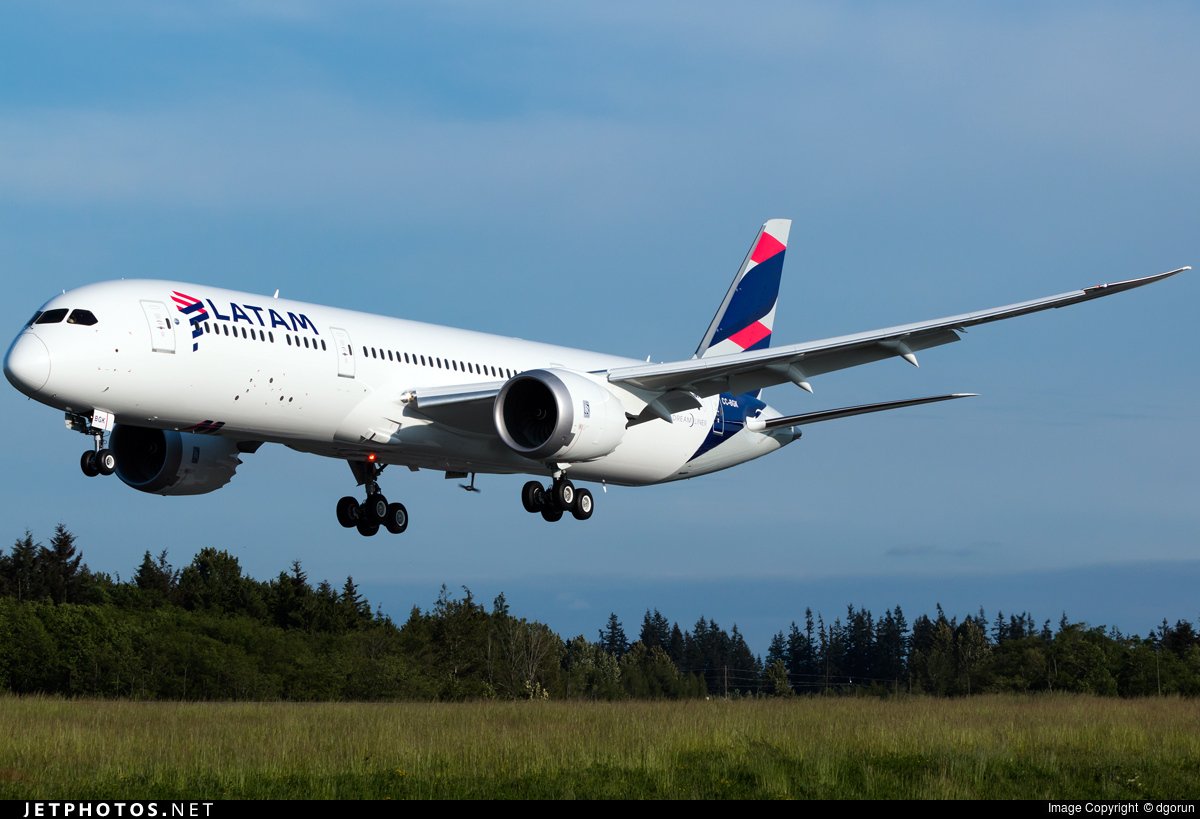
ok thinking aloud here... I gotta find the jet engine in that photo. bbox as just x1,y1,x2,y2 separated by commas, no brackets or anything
494,369,626,462
109,424,242,495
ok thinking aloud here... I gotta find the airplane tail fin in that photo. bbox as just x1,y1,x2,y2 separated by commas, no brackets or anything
694,218,791,359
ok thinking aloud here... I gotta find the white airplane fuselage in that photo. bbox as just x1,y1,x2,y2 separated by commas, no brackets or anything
6,279,788,488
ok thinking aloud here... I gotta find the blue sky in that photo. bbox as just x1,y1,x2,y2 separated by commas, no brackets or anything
2,2,1197,649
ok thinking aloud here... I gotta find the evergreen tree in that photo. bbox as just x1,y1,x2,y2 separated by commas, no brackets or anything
41,524,83,604
598,612,628,659
666,622,686,668
340,576,372,628
133,550,178,605
4,531,41,601
639,609,671,652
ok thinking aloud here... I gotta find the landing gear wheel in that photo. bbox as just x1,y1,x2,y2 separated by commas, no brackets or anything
555,479,575,509
80,451,100,477
384,502,409,534
96,449,116,476
521,481,545,513
362,494,389,524
540,505,564,522
336,496,361,528
356,520,380,537
571,488,594,521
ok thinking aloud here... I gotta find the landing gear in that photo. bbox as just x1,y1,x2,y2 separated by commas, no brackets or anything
521,476,595,523
571,488,594,521
96,449,116,476
384,502,409,534
74,413,115,479
521,480,545,513
338,458,410,536
336,496,361,528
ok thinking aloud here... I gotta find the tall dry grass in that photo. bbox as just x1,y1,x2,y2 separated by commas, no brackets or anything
1,695,1197,798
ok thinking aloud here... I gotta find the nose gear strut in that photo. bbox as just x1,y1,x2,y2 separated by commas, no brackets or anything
69,411,116,478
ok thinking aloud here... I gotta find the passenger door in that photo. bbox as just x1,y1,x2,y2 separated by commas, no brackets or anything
330,326,355,378
140,300,175,353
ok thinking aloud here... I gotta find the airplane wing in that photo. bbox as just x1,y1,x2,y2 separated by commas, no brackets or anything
608,267,1188,399
398,380,505,435
745,393,975,431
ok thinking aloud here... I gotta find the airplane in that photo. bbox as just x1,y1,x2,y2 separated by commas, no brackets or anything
3,219,1187,536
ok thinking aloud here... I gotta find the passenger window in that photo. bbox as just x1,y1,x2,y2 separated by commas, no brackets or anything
35,309,68,325
287,335,292,346
269,332,275,343
67,309,98,326
321,340,326,350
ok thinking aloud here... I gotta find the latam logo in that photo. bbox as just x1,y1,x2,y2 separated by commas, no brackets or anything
170,291,320,352
171,291,208,351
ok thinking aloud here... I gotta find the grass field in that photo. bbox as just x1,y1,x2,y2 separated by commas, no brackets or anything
1,695,1198,799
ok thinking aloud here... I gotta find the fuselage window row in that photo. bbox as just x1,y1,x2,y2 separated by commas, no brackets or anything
358,344,513,379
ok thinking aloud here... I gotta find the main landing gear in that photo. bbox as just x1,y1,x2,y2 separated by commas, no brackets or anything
521,477,594,523
71,413,116,479
337,459,408,537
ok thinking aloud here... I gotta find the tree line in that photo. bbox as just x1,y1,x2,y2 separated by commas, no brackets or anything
1,525,1197,700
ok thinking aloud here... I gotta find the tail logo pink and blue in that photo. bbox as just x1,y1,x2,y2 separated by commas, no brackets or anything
695,218,791,359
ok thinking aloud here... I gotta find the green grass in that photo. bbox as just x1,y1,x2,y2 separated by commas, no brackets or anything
1,695,1197,798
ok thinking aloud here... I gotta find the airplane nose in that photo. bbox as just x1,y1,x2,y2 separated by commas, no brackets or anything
4,332,51,394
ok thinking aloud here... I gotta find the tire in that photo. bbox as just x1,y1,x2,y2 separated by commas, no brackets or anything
571,488,594,521
540,506,564,522
384,502,409,534
555,479,575,509
336,496,360,528
362,494,389,523
96,449,117,476
521,481,545,513
80,451,100,477
356,520,380,537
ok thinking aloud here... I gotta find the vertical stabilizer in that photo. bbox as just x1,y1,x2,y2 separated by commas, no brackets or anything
694,218,791,358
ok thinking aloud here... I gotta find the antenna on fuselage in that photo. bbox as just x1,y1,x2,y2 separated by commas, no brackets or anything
273,289,280,299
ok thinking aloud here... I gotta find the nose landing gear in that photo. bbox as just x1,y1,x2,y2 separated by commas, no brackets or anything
70,412,116,478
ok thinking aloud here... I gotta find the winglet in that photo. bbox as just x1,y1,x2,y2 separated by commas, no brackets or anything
695,219,791,358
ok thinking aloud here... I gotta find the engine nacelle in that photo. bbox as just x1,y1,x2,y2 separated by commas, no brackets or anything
110,424,242,496
494,368,626,462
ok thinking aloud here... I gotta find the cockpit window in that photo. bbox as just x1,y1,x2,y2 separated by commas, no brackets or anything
26,312,42,327
67,309,98,326
35,309,68,325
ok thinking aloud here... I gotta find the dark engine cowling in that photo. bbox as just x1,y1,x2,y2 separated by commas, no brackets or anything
494,368,626,462
109,424,242,496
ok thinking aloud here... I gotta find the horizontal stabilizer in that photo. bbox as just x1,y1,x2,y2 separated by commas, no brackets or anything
745,393,976,431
